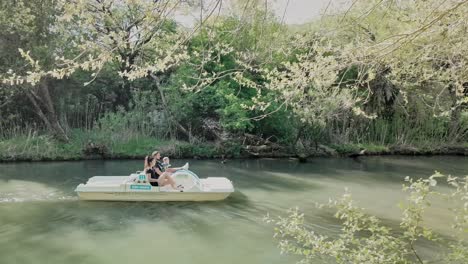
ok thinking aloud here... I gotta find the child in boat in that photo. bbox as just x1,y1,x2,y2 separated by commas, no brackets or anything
151,151,189,172
162,157,171,170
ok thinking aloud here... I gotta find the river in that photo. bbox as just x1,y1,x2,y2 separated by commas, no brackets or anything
1,156,467,264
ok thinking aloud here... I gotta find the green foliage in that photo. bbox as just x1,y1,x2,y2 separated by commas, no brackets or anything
217,92,254,132
218,141,243,158
267,172,468,263
110,137,164,157
0,129,168,161
174,142,218,158
165,14,273,135
253,107,299,144
167,74,256,134
95,90,168,138
330,143,389,154
0,0,466,155
0,132,81,161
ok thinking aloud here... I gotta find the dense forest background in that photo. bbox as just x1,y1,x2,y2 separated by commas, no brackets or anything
0,0,467,160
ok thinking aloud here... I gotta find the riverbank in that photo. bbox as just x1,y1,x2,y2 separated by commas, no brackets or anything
0,131,467,162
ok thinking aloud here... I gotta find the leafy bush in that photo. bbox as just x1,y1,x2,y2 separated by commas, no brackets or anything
95,90,169,139
174,142,218,158
267,172,468,263
220,141,243,158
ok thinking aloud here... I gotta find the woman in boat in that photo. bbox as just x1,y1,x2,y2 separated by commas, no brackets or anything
144,156,179,190
151,151,188,173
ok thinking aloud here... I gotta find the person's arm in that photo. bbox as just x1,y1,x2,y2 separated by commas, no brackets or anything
154,167,164,176
146,170,152,182
146,169,160,182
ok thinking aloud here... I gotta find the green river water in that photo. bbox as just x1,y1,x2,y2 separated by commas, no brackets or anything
0,156,467,264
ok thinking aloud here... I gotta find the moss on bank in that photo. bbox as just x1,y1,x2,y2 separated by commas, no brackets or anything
0,130,466,162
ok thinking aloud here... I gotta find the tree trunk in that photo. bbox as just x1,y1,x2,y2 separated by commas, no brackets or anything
294,125,309,161
149,73,192,141
25,79,69,142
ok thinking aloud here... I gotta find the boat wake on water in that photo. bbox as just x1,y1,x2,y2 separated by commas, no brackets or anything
0,180,78,203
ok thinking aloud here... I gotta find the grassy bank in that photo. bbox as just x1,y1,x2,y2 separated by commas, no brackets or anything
329,143,468,156
0,130,467,162
0,130,227,161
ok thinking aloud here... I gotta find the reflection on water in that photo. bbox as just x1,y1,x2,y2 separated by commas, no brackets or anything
0,156,467,264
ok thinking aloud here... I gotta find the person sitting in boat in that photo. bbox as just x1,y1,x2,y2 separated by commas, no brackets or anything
151,151,188,173
144,156,179,190
162,157,171,170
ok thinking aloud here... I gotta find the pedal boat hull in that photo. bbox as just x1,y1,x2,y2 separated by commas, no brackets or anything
75,170,234,202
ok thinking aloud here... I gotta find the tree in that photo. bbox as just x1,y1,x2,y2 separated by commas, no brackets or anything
323,0,468,139
242,0,468,142
1,0,222,140
162,1,289,140
0,0,69,141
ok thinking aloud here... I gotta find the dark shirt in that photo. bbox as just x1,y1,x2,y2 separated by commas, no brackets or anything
146,168,159,187
153,160,165,175
146,168,159,179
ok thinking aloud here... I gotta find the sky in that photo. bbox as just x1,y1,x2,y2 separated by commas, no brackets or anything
175,0,347,27
270,0,341,24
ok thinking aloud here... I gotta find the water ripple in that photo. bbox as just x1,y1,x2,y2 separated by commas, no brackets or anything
0,180,77,203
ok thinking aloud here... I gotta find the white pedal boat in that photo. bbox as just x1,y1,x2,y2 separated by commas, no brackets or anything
75,170,234,202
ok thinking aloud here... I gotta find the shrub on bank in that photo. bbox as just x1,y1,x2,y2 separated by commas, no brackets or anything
0,130,167,161
330,143,390,155
0,129,466,161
